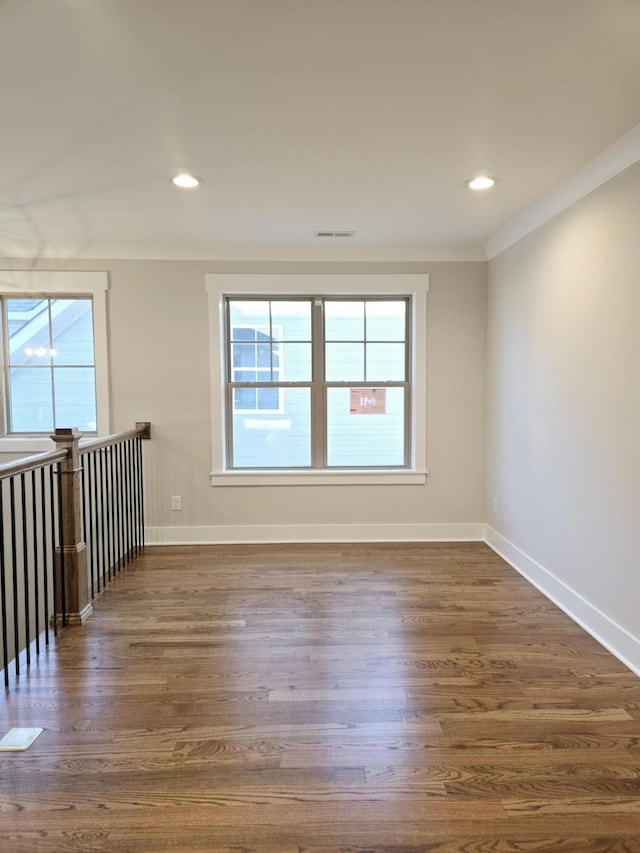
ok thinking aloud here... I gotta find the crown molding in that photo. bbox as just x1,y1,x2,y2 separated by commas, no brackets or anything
484,121,640,260
0,241,486,263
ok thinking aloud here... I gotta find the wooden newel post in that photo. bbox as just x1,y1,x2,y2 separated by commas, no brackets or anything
51,428,93,625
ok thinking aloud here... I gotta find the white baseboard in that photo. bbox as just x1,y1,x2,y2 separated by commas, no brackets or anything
145,522,485,546
485,525,640,678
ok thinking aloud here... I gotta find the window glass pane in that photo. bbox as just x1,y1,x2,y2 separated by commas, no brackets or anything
229,301,270,333
257,388,280,410
232,387,311,468
326,387,405,467
9,368,54,432
51,299,94,366
366,343,406,381
232,326,256,341
53,367,97,432
232,343,282,379
6,298,44,335
325,342,364,381
232,343,257,369
7,298,51,365
365,300,406,341
256,342,271,368
234,387,282,413
234,387,257,410
234,370,258,382
279,342,311,382
270,300,312,341
324,301,364,341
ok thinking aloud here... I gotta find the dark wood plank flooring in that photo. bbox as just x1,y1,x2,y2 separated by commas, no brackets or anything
2,542,640,852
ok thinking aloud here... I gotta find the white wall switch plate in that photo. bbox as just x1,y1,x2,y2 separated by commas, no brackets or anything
0,727,44,751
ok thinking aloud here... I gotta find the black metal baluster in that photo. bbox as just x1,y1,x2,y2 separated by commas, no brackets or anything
125,439,133,560
132,438,139,555
137,436,145,551
88,451,97,594
98,449,107,589
81,454,93,600
10,478,20,677
0,485,9,687
106,447,114,581
30,470,40,657
121,441,128,565
20,473,31,667
116,443,124,571
113,444,119,572
92,451,102,593
49,465,58,637
109,445,118,578
56,462,66,628
129,439,135,559
40,467,50,647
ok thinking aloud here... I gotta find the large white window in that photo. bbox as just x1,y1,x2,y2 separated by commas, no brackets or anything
0,271,109,449
207,274,429,486
226,297,409,469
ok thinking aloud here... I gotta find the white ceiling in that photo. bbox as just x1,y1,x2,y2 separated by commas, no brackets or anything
2,0,640,261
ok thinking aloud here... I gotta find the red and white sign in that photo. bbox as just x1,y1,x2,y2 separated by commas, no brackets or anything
350,388,387,414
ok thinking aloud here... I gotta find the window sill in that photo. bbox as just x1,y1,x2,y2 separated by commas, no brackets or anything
210,469,428,487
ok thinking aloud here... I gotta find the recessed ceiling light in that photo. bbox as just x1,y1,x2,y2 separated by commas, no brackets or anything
171,174,203,189
465,176,497,190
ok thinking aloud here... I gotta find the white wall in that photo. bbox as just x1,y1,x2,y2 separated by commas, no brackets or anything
1,259,487,543
486,162,640,674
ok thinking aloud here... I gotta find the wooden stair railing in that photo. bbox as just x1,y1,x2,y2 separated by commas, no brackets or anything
0,422,150,688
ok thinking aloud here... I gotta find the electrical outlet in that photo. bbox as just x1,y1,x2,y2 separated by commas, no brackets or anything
491,497,498,515
171,495,182,511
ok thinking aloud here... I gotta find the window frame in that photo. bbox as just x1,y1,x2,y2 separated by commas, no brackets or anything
0,270,109,452
206,273,429,487
226,295,411,470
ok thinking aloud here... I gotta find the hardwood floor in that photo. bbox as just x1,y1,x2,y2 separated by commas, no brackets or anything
1,542,640,852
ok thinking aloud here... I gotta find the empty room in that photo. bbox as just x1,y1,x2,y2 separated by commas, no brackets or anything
1,1,639,851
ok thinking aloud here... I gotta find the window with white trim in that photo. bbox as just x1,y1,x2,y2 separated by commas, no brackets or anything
0,271,109,444
2,296,97,433
226,296,410,469
206,274,429,485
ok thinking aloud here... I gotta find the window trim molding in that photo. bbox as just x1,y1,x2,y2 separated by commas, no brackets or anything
0,270,109,450
206,273,429,486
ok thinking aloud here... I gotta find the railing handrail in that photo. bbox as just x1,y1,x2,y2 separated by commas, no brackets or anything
0,449,68,481
0,423,151,480
79,422,150,455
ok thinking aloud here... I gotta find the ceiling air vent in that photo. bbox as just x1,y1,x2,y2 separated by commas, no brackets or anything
314,230,356,238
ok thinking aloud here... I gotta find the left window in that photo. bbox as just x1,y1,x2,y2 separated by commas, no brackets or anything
0,271,109,442
2,297,96,433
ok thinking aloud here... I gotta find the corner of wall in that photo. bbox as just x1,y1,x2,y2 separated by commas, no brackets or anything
484,525,640,679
